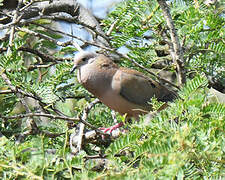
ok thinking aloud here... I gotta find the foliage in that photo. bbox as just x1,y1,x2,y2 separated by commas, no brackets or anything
0,0,224,179
103,0,225,83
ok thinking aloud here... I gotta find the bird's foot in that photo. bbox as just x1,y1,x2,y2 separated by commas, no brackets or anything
99,122,124,135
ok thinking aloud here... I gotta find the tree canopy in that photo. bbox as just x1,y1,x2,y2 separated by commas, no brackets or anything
0,0,225,179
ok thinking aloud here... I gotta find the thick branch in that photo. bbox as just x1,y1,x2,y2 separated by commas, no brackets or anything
70,99,101,154
157,0,186,85
0,0,108,46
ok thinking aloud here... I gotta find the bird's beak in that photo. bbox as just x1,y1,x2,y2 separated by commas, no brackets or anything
70,64,77,73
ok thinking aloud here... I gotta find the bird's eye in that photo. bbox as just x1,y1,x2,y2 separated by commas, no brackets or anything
82,58,88,62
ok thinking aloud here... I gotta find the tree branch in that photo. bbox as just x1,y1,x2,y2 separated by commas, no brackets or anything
18,47,72,63
0,112,103,134
70,99,102,154
157,0,186,85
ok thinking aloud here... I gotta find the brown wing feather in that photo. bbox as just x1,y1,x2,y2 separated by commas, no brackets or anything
118,68,157,106
119,68,176,106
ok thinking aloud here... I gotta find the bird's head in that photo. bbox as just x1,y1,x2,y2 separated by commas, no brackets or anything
71,51,97,73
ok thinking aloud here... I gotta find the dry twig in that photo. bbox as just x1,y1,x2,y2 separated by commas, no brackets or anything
157,0,186,85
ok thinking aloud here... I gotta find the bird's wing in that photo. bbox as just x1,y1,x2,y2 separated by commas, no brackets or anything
114,67,177,106
115,68,160,106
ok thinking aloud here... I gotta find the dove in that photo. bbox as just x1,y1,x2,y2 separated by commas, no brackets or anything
71,51,176,133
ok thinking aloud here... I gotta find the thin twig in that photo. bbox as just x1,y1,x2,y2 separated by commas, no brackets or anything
17,27,73,47
0,69,39,137
27,63,56,71
142,4,160,24
70,99,101,154
0,14,23,30
72,41,84,52
106,19,119,36
7,1,22,55
19,0,36,12
78,21,110,44
18,47,72,62
0,90,12,94
0,112,102,133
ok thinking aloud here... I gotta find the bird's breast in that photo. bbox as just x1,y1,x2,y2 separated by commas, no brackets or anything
78,65,115,97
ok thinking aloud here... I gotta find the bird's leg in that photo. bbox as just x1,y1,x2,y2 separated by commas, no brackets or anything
99,122,124,134
99,111,124,135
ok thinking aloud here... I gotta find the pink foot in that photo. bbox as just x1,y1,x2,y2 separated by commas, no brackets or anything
99,122,124,134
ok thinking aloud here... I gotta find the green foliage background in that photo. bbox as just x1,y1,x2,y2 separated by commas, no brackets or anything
0,0,225,179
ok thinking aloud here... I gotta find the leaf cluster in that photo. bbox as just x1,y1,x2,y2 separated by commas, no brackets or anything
0,0,224,179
